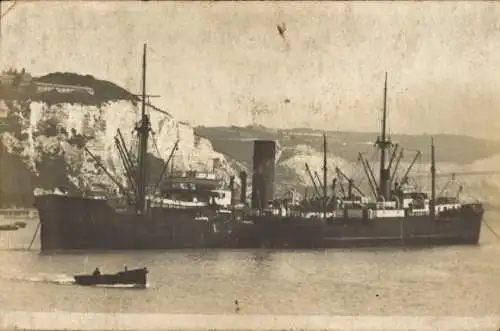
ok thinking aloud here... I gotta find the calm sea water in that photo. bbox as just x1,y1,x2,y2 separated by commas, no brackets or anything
0,211,499,329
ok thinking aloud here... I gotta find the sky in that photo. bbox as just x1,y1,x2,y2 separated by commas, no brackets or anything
1,1,500,139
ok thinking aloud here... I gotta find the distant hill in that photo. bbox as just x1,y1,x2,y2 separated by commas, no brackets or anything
195,125,500,166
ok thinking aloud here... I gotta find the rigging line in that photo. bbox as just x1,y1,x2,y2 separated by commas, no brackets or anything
349,160,358,184
129,135,138,157
0,0,19,44
351,160,363,187
0,0,18,20
437,179,454,196
369,148,377,174
356,163,365,187
150,131,162,159
359,151,373,182
146,102,173,118
482,220,500,242
28,221,40,250
413,152,422,188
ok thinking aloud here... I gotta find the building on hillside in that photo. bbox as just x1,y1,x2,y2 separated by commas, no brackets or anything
0,68,95,95
279,129,324,140
34,81,94,95
0,68,33,87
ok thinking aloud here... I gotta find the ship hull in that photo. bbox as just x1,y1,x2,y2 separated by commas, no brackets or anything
34,194,483,251
34,194,237,251
242,204,483,249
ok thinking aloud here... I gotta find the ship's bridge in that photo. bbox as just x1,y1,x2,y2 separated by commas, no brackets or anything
161,172,224,190
156,170,232,206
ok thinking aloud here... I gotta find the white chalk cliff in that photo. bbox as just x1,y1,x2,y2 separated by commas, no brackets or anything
0,97,238,203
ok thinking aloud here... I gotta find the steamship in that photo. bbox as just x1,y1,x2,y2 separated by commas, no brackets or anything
32,44,483,251
234,74,484,248
33,45,238,251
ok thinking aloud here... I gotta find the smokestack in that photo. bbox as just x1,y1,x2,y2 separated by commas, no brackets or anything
239,171,247,205
251,140,276,210
229,176,236,206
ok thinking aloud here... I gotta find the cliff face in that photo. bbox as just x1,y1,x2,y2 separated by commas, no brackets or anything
0,73,236,207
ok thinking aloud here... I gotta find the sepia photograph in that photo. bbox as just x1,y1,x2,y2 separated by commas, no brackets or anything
0,1,499,330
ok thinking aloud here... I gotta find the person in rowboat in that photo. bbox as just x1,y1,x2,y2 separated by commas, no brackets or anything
92,267,101,276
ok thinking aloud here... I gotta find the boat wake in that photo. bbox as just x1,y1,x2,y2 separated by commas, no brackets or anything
94,283,149,289
1,273,150,288
1,272,75,286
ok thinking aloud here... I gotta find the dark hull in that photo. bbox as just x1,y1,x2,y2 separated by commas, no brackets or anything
239,204,484,249
34,194,232,251
74,267,147,287
34,194,484,251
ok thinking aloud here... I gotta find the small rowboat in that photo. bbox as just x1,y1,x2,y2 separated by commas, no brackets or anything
74,267,148,288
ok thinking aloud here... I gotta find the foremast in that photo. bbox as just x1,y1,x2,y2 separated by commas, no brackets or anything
114,43,178,213
134,43,152,214
83,43,175,213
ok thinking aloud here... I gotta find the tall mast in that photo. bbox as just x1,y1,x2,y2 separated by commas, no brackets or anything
376,72,391,200
322,132,327,218
142,44,147,119
136,43,151,214
430,138,436,219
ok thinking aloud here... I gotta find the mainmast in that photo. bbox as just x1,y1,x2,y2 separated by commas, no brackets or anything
135,43,151,214
322,132,327,218
375,72,392,200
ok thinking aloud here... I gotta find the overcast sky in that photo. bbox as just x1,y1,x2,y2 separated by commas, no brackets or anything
1,1,499,139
